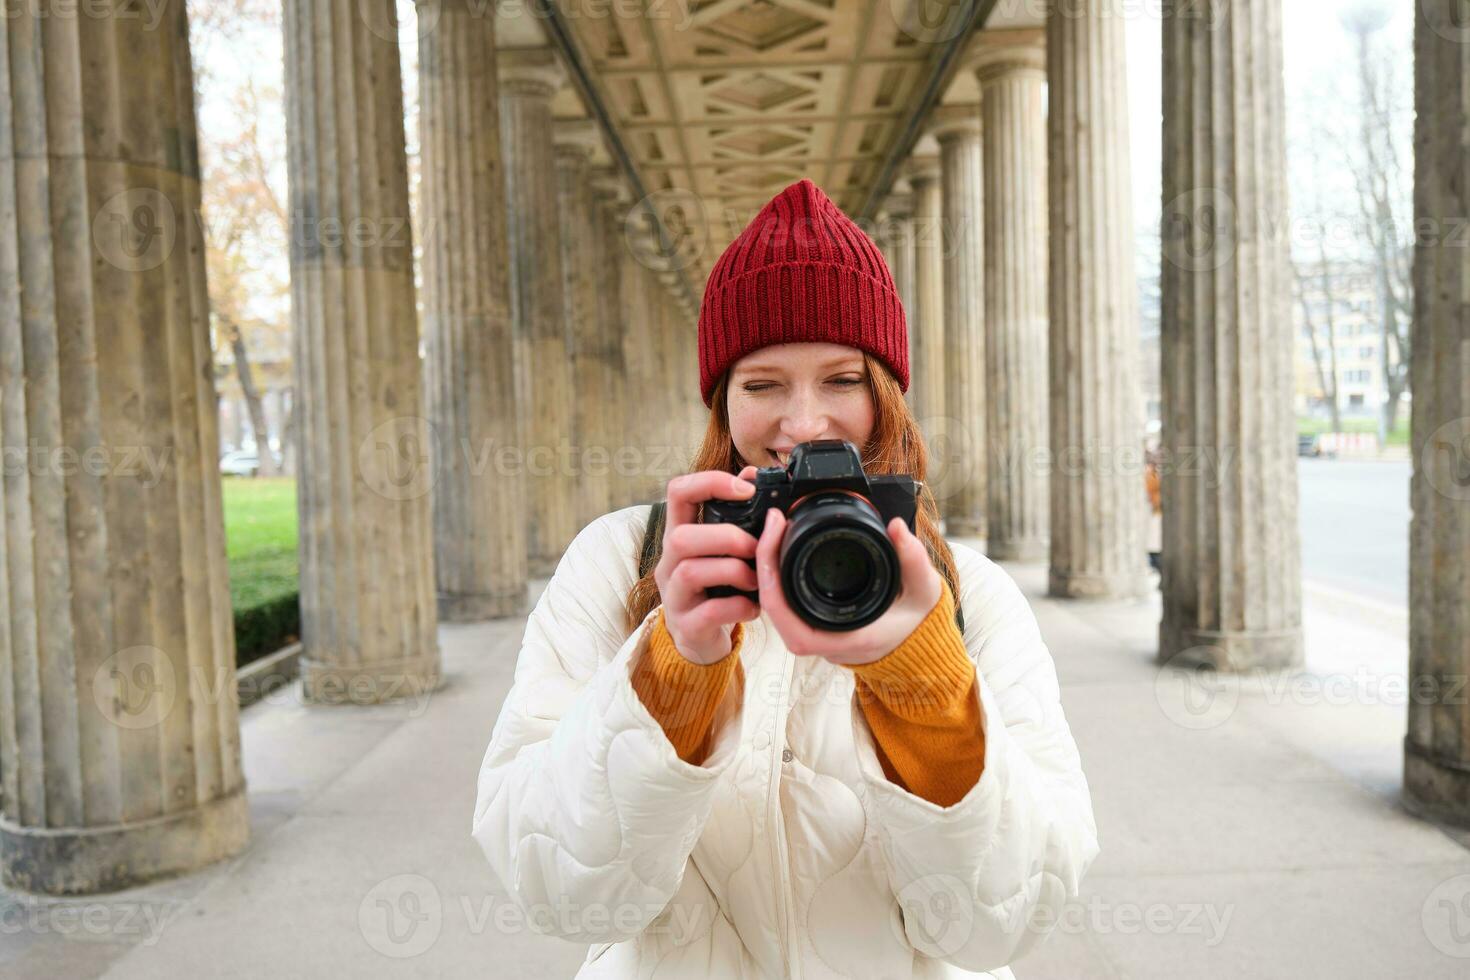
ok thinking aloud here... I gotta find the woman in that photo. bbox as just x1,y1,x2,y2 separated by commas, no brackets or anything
472,179,1098,979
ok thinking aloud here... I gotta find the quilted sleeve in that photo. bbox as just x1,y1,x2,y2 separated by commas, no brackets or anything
470,509,745,944
849,546,1099,973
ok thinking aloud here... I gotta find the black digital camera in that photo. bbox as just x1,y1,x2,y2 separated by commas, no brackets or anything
702,439,920,631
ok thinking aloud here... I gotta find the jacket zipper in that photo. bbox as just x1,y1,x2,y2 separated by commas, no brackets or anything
768,644,799,978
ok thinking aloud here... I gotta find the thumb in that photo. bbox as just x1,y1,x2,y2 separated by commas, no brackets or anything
890,518,939,599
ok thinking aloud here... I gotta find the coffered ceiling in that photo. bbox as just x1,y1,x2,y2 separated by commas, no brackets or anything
498,0,1039,293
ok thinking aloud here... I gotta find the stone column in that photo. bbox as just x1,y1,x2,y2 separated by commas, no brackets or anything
285,0,439,700
657,271,694,471
622,230,663,501
0,2,247,894
881,186,917,368
1046,0,1149,598
499,49,574,575
1404,2,1470,827
418,0,527,621
589,170,634,510
932,107,987,539
906,157,947,451
554,121,609,533
1158,0,1301,668
975,31,1049,561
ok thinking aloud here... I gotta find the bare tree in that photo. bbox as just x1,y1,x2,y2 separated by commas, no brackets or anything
191,4,294,469
1292,243,1343,436
1339,3,1413,442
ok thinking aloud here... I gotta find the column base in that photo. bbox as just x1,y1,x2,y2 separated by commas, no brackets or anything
300,651,443,706
1403,737,1470,830
1157,622,1303,672
438,587,528,622
0,783,249,896
986,538,1049,562
1048,567,1151,600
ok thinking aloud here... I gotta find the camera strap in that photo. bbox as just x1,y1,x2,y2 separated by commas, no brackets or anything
636,501,966,636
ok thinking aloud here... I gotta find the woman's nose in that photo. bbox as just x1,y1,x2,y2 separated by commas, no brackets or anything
783,417,829,443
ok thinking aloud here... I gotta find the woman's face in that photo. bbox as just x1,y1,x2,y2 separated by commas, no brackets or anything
726,342,875,469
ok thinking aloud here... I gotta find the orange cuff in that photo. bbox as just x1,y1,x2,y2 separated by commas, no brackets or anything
631,610,745,766
843,580,987,806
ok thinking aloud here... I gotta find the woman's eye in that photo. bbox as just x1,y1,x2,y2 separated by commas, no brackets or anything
743,383,775,392
831,377,863,388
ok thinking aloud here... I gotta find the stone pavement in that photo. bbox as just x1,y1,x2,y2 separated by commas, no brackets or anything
4,544,1469,979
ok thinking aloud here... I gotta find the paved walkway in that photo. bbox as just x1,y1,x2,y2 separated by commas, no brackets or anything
4,545,1469,979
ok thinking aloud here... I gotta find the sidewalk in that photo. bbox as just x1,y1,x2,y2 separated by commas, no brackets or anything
3,548,1468,979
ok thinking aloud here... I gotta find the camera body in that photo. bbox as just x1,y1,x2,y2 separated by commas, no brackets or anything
703,439,920,631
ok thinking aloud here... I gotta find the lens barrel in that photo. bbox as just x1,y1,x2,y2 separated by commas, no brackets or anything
779,492,901,631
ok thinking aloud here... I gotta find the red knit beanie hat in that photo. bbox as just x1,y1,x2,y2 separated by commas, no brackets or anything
696,178,909,407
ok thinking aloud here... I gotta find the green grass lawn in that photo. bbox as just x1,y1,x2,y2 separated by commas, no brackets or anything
222,477,300,666
1297,416,1410,447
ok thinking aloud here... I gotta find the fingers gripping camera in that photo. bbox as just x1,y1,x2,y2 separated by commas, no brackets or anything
701,440,920,631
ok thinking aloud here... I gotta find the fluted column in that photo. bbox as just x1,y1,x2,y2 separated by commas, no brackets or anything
1046,0,1149,598
419,0,526,621
589,170,634,510
932,108,987,539
1405,1,1470,827
881,187,918,374
554,122,609,533
621,230,662,502
1159,0,1300,668
0,1,247,894
975,32,1049,561
906,157,947,453
657,271,694,471
499,49,573,575
286,0,439,700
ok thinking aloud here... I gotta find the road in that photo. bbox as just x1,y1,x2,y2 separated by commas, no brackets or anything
1297,456,1409,606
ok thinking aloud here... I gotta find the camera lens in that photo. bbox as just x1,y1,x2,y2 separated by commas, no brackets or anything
808,537,871,602
779,493,901,631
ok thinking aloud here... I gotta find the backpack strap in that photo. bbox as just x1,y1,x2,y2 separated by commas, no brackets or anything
636,498,966,635
638,501,666,580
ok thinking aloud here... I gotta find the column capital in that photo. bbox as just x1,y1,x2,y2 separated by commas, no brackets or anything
552,118,600,162
497,46,566,97
589,166,631,205
967,28,1047,86
884,189,915,221
902,154,942,187
927,103,982,143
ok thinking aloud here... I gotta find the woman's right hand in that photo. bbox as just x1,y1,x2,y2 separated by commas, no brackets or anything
655,466,762,665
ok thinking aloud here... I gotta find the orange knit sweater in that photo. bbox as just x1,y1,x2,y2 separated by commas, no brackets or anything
630,579,986,807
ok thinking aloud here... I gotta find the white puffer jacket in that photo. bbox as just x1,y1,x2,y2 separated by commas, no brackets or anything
471,504,1099,978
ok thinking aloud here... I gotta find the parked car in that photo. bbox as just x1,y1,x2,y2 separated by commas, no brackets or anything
220,449,281,477
1297,434,1337,459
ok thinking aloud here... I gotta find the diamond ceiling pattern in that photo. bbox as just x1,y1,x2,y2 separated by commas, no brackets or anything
558,0,961,287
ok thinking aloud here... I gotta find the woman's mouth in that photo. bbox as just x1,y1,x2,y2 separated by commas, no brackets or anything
771,449,792,466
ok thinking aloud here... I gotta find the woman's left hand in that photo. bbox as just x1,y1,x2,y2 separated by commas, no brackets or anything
754,506,943,667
